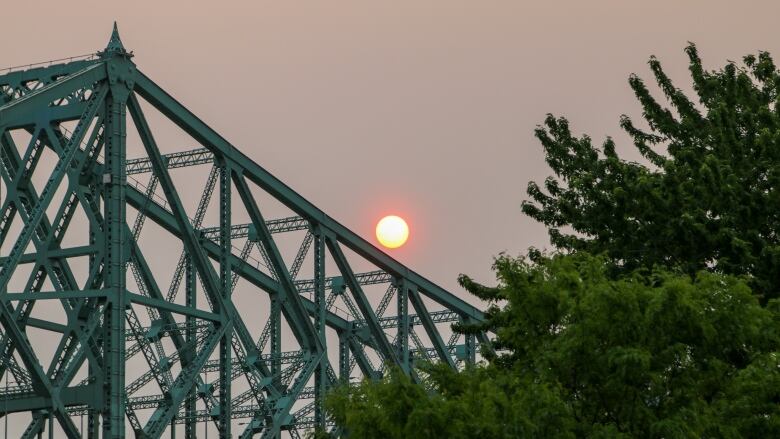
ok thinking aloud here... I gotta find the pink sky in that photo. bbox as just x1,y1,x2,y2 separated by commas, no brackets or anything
4,1,775,292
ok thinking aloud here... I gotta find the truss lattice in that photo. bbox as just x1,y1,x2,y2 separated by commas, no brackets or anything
0,25,488,438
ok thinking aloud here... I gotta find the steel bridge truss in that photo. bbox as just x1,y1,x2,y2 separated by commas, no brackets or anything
0,25,487,438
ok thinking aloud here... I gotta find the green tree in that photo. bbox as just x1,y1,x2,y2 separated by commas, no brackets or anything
322,361,574,439
523,45,780,301
322,253,780,438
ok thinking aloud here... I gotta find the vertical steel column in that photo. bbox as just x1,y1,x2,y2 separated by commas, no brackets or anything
396,279,410,372
465,332,476,366
338,335,349,382
270,296,281,384
103,80,127,439
88,363,100,438
88,184,100,438
218,162,232,438
185,256,197,439
313,228,326,427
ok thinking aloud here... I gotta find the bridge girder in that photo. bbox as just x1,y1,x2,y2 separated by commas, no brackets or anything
0,24,488,438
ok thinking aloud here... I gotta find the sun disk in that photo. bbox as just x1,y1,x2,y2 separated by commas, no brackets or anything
376,215,409,249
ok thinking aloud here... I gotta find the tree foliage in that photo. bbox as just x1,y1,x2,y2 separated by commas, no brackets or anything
322,253,780,438
322,361,573,439
523,44,780,301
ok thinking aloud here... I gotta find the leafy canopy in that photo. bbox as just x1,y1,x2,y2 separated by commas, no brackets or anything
523,45,780,301
322,253,780,438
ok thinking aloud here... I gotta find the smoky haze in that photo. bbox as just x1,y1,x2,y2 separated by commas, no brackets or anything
0,0,778,435
2,0,777,291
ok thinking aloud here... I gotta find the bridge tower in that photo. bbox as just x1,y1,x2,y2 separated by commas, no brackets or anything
0,25,488,438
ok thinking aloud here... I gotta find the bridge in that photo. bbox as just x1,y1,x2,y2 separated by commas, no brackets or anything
0,25,488,438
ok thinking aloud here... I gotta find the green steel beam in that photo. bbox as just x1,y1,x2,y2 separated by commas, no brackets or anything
293,270,391,293
126,147,213,175
218,161,232,438
23,317,68,334
313,229,327,427
0,62,106,129
102,42,133,437
2,290,108,301
0,383,101,414
397,280,411,372
0,244,100,265
198,215,309,240
0,58,98,90
184,256,197,439
127,292,222,322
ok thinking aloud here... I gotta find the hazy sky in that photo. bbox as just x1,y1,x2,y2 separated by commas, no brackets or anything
3,0,779,294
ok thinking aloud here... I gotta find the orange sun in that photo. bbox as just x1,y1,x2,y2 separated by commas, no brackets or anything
376,215,409,249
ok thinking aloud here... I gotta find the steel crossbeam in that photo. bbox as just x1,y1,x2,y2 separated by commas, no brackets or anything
125,147,213,175
0,25,488,438
198,215,310,240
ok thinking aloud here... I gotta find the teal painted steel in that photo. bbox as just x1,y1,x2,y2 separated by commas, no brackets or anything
0,24,489,438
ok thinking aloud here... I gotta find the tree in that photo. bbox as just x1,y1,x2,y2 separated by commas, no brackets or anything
461,253,780,437
322,361,573,439
322,253,780,438
523,45,780,302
